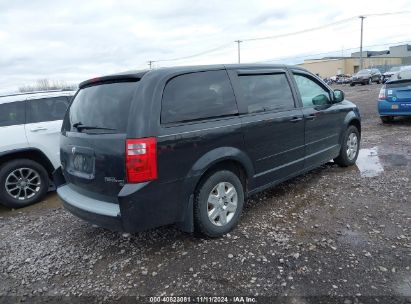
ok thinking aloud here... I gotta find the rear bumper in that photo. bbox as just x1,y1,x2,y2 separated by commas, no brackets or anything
378,100,411,116
57,184,124,231
54,168,191,233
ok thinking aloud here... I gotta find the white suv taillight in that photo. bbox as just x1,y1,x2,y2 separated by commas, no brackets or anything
378,85,386,100
126,138,157,183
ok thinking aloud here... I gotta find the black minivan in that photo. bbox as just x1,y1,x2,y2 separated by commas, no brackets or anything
55,64,361,237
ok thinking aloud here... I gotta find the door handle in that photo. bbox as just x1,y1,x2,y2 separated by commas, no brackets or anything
306,114,316,121
289,117,303,123
30,127,48,132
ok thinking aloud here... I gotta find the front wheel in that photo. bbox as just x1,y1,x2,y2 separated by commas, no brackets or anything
381,116,394,123
0,159,49,208
194,170,244,237
334,126,360,167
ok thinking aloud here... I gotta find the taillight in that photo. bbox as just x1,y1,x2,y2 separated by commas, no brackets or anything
126,137,157,183
378,85,386,100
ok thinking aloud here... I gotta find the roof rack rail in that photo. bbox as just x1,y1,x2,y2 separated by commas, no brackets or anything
0,89,76,98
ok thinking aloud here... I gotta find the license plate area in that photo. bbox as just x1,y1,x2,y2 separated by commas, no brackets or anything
67,146,95,180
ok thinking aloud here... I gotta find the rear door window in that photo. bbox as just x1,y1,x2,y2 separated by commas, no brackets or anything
66,81,138,133
27,97,70,123
0,101,25,127
161,70,238,124
237,73,295,113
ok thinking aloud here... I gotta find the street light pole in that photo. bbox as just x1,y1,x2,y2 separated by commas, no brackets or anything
234,40,242,64
148,60,154,69
359,16,366,70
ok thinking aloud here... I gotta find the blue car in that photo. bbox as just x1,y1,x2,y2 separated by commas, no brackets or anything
378,68,411,123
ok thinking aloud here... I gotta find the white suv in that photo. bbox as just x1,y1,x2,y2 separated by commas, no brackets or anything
0,90,75,208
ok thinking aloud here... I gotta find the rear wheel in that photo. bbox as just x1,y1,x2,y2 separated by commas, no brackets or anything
334,125,360,167
381,116,394,123
0,159,49,208
194,170,244,237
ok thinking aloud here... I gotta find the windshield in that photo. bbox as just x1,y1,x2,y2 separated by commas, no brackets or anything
65,81,138,133
388,66,400,73
357,69,370,75
392,69,411,81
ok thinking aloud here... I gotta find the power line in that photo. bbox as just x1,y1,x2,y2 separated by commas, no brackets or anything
242,16,357,42
255,40,411,63
241,11,411,42
152,42,232,63
147,11,411,65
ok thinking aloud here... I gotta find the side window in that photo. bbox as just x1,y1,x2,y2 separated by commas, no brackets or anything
237,73,294,113
161,70,238,124
27,97,69,123
0,102,25,127
293,74,331,107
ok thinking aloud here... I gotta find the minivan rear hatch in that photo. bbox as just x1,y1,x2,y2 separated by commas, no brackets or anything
61,79,139,200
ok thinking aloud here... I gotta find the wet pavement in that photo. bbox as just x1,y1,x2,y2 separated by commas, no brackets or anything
0,84,410,302
356,147,384,177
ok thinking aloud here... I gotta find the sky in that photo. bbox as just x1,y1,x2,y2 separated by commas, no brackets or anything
1,0,411,94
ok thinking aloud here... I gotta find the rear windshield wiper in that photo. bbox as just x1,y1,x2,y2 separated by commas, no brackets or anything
72,122,116,132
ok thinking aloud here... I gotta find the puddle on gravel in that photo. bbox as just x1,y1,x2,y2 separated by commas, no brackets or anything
356,147,384,177
0,193,61,218
338,229,369,248
395,274,411,296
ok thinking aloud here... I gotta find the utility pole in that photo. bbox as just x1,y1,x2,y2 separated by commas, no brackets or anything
234,40,242,64
148,60,154,69
359,16,366,70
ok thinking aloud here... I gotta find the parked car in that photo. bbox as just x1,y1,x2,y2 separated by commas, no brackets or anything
382,66,401,83
336,74,352,84
382,65,411,83
55,64,361,237
378,66,411,123
0,90,75,208
350,69,381,86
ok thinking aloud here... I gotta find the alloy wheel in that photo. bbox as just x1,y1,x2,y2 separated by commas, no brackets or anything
207,182,238,226
5,167,41,201
346,133,358,161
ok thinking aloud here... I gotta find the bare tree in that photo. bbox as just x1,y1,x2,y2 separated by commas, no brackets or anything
18,79,77,93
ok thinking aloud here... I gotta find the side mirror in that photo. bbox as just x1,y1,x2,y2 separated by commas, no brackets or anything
312,94,330,106
333,89,344,103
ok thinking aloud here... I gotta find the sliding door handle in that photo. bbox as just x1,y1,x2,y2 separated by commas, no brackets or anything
289,117,303,123
306,114,316,121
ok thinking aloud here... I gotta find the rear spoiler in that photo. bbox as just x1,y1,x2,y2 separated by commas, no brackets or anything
79,73,144,89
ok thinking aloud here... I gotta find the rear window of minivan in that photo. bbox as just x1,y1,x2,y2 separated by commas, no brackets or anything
65,81,138,133
161,70,238,124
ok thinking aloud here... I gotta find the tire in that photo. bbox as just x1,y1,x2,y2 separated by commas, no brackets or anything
350,83,355,87
194,170,244,237
0,159,49,208
333,125,360,167
381,116,394,123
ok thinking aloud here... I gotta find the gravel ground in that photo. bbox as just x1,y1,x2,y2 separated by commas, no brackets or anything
0,84,410,303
